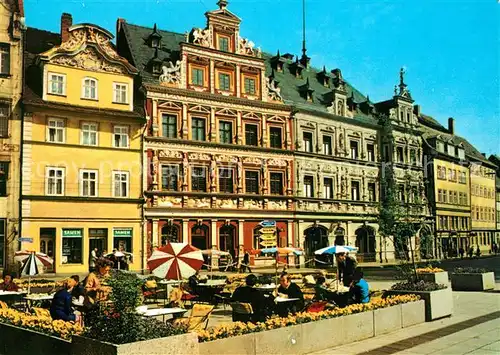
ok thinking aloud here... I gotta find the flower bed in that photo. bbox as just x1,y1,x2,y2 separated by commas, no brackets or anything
0,307,83,340
416,266,444,273
416,267,448,284
198,295,419,343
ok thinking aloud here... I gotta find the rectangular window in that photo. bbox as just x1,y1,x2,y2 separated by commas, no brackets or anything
0,44,10,75
191,67,204,86
80,170,98,197
396,146,404,163
48,73,65,95
270,172,284,195
447,144,455,156
113,125,129,148
351,181,360,201
0,163,8,197
192,117,206,141
458,148,465,159
161,165,178,191
368,182,376,202
162,114,177,138
437,189,442,203
218,72,231,91
81,122,98,146
270,127,282,148
113,171,129,197
62,229,83,264
245,171,259,194
397,184,405,202
350,141,359,159
219,168,234,193
113,228,133,253
323,177,333,199
410,150,417,165
47,118,65,143
367,144,375,161
218,36,229,52
113,83,128,104
82,78,97,99
191,167,207,192
323,136,332,155
219,121,233,144
244,77,256,95
0,104,8,137
46,167,64,196
245,124,258,146
303,176,314,197
303,132,313,153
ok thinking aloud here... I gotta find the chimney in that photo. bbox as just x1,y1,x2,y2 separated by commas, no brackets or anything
413,104,421,116
448,117,454,135
61,13,73,42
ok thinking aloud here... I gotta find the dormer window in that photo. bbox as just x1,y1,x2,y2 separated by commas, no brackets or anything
458,147,465,160
152,62,162,75
218,35,230,52
447,143,455,156
436,140,445,152
277,62,284,73
148,24,162,48
152,38,160,48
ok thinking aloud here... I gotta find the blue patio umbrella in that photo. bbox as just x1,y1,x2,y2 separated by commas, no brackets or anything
314,245,358,255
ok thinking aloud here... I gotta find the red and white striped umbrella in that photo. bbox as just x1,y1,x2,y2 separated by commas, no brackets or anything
14,251,53,276
147,242,203,280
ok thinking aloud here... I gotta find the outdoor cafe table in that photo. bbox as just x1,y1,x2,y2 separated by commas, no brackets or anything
0,290,26,306
256,284,276,291
137,307,187,322
24,294,54,311
201,279,226,287
274,297,300,303
158,279,182,305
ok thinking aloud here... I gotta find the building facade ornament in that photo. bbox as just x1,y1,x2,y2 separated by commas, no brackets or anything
159,60,183,85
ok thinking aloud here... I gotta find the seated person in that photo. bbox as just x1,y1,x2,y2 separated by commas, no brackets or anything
1,273,18,292
70,275,85,301
50,276,80,322
349,270,370,304
314,276,337,303
231,274,269,322
275,273,304,317
168,285,185,308
188,270,200,293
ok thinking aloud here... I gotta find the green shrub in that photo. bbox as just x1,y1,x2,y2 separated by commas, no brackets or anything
390,280,447,291
453,267,489,274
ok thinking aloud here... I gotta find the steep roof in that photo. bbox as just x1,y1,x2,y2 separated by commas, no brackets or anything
419,114,495,166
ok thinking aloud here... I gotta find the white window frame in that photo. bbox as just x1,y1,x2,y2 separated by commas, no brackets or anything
47,117,65,143
45,167,65,196
113,82,129,104
303,176,314,198
81,122,98,146
80,169,98,197
48,72,66,96
447,144,455,156
82,77,98,100
113,171,129,198
113,125,129,148
322,135,332,155
323,177,333,199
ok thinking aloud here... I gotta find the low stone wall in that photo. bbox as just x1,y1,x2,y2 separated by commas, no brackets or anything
418,272,449,285
71,333,199,355
0,323,71,355
385,289,452,321
199,301,425,355
450,272,495,291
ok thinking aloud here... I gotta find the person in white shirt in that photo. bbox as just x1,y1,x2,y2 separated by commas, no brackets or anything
89,248,98,272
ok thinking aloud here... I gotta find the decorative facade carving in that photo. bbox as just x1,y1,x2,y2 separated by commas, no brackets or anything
267,158,288,167
266,77,283,102
186,198,211,208
192,28,212,47
158,150,183,159
159,60,182,85
243,199,263,209
268,200,287,210
51,47,125,74
158,196,182,207
216,199,237,209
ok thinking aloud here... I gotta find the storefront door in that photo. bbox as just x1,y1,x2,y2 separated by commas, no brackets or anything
40,228,56,273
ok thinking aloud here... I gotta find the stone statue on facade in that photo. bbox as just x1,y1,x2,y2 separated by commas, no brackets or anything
266,77,283,102
159,60,182,84
238,37,255,56
192,28,211,47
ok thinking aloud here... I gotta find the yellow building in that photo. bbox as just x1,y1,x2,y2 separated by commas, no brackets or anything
0,0,24,271
21,14,143,274
470,163,496,253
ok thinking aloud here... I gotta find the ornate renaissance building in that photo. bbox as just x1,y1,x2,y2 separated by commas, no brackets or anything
117,0,295,266
0,0,24,271
21,15,144,274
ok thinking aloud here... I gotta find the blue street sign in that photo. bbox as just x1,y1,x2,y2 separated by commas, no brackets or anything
259,220,276,227
19,237,33,243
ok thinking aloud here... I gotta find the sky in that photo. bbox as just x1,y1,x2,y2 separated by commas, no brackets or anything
24,0,499,156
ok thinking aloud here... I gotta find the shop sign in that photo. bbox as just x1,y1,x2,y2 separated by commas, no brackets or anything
259,234,276,241
259,227,276,235
89,229,107,238
114,228,132,237
62,229,82,238
260,240,277,247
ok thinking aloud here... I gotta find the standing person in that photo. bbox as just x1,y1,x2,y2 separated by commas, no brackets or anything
475,246,481,257
240,251,251,273
336,252,357,287
468,246,474,258
458,246,465,259
50,276,81,322
89,247,98,272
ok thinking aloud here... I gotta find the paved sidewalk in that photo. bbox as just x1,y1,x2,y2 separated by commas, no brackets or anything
309,290,500,355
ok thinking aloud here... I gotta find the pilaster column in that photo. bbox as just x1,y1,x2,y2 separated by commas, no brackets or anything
261,114,268,147
182,219,189,244
210,59,215,94
152,99,159,137
236,65,241,97
211,220,217,248
236,111,242,144
238,220,244,247
182,103,188,139
210,107,216,142
152,219,159,247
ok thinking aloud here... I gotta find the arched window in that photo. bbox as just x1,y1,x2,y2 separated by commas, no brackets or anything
191,224,209,251
82,78,98,100
161,224,179,245
219,225,236,257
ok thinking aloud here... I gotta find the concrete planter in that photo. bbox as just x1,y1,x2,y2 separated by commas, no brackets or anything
385,288,452,321
0,322,71,355
71,333,199,355
341,311,374,344
417,271,449,285
450,272,495,291
373,305,402,336
199,332,255,355
401,300,426,327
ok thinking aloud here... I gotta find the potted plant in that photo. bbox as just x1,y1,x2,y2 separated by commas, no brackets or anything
450,267,495,291
416,266,448,285
384,280,452,321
